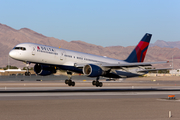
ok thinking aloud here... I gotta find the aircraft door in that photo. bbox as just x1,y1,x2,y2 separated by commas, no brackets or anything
60,51,66,62
32,46,36,55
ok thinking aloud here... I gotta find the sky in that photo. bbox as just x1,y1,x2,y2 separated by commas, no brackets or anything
0,0,180,47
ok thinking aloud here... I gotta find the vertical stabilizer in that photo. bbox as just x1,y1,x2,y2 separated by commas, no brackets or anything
125,33,152,63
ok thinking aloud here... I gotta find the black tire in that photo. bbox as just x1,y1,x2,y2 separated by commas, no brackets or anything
25,72,28,76
25,72,31,76
96,81,100,87
71,81,75,86
27,72,31,76
68,82,72,86
68,80,72,86
92,80,96,85
99,82,103,87
65,79,69,84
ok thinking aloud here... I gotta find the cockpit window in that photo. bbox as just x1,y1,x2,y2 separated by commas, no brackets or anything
14,47,26,51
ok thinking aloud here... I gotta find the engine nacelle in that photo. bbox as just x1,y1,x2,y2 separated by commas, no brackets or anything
34,64,56,76
83,64,103,77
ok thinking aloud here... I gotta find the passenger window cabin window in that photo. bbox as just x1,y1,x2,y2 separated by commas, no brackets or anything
77,57,83,60
64,54,72,58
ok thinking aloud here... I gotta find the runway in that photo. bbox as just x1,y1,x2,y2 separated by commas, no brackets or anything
0,88,180,101
0,75,180,99
0,75,180,120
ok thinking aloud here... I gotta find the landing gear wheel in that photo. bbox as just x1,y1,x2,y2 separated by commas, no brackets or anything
92,80,96,85
92,77,103,87
65,79,75,87
25,72,31,76
65,71,75,87
94,81,103,87
96,81,100,87
99,82,103,87
68,81,72,86
65,79,69,84
71,81,75,86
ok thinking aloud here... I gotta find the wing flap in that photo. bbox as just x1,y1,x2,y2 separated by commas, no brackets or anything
102,61,170,68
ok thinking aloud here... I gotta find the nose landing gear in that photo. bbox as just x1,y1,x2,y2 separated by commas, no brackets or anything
24,62,31,76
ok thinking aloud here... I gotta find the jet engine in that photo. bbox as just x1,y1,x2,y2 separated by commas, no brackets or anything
83,64,104,77
34,64,56,76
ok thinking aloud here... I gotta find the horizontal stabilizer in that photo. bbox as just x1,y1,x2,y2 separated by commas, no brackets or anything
137,68,172,72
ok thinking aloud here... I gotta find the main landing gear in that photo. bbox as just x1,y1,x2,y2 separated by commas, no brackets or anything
92,77,103,87
64,72,102,87
65,72,75,86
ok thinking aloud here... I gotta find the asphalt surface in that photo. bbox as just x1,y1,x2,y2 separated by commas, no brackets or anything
0,75,180,120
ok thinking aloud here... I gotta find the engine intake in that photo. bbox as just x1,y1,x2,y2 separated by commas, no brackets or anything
83,64,103,77
34,64,56,76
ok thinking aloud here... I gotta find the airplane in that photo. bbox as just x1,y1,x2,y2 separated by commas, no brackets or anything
9,33,169,87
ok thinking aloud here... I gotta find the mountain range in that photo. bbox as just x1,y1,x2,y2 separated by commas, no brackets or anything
150,40,180,49
0,23,179,69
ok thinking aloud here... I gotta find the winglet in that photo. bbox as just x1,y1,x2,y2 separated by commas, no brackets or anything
125,33,152,63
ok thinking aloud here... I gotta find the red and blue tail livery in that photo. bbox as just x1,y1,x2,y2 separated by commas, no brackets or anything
125,33,152,63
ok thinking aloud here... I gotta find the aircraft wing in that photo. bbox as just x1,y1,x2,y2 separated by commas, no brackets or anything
75,61,170,68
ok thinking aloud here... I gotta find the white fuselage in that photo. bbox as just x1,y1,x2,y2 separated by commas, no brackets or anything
9,43,127,66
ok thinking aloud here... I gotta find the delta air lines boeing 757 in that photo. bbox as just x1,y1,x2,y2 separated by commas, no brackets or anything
9,33,169,87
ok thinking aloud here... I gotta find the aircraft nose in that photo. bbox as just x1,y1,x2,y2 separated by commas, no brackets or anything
9,50,16,58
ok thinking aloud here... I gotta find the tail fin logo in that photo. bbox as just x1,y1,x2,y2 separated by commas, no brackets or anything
125,33,152,63
135,41,149,62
